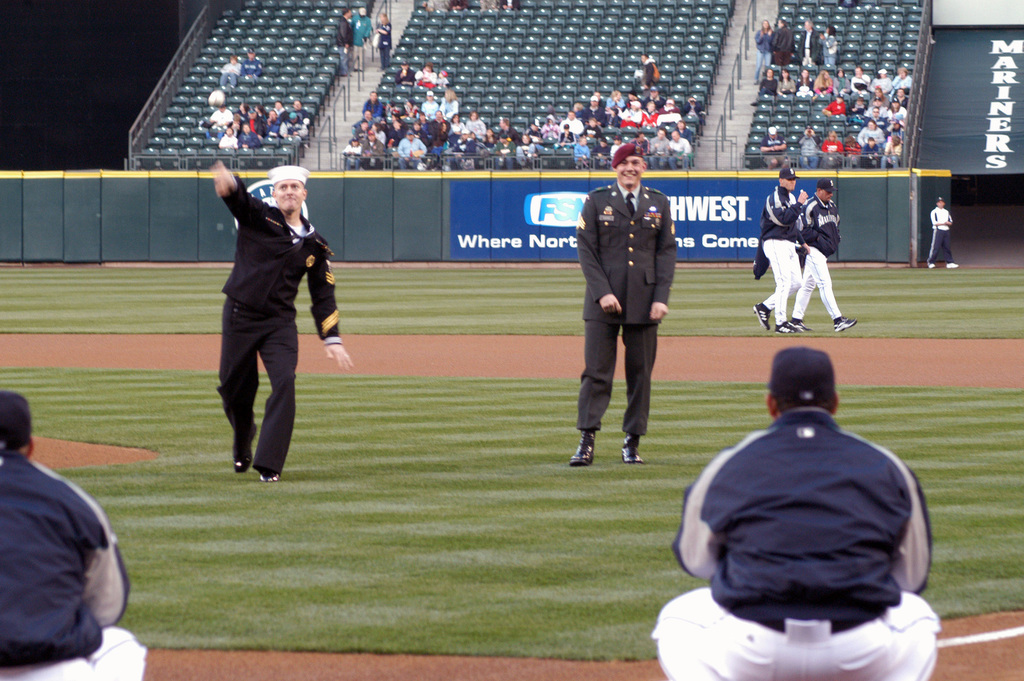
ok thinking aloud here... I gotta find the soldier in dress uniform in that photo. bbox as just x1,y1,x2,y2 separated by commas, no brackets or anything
211,162,354,482
570,143,677,466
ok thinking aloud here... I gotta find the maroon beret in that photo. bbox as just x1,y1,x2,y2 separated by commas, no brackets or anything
612,142,643,168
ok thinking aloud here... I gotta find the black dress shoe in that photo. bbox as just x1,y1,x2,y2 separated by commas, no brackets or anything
621,434,644,464
569,430,595,466
233,422,256,473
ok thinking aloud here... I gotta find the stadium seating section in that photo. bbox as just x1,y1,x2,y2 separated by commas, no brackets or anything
745,0,922,168
137,0,342,170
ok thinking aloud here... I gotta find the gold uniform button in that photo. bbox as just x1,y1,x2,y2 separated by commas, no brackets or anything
628,247,634,252
628,260,634,266
629,233,634,238
630,221,635,225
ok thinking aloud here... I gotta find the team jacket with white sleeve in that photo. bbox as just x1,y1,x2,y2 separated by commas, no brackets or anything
0,450,130,666
673,408,932,625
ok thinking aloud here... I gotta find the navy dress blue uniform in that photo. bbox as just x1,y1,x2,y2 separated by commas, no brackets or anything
573,175,676,463
218,173,341,479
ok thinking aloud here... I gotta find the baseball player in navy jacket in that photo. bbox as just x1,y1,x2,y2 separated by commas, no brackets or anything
753,168,808,334
652,348,940,681
0,391,147,680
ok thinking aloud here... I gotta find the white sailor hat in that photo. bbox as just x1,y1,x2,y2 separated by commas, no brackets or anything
267,165,310,186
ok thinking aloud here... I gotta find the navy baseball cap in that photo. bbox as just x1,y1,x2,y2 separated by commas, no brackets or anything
779,167,798,180
817,178,836,192
768,347,836,406
0,391,32,451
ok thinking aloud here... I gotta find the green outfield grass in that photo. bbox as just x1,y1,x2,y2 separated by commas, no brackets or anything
1,266,1022,337
1,367,1021,659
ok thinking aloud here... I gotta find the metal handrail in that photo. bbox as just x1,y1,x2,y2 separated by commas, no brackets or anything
905,0,934,168
711,0,758,169
126,7,209,167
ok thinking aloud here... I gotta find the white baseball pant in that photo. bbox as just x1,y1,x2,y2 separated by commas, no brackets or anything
792,245,842,321
760,239,803,326
652,588,940,681
0,627,146,681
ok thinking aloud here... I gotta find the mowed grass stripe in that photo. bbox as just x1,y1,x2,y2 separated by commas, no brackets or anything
0,367,1021,658
2,267,1022,337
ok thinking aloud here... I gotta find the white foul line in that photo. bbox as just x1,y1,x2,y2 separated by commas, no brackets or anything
937,625,1024,648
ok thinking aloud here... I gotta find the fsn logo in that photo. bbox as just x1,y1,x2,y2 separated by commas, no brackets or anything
232,179,309,232
524,192,588,227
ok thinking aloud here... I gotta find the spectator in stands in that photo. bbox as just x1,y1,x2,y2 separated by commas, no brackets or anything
499,0,521,8
272,100,286,119
620,100,643,128
668,129,692,169
428,110,450,145
573,135,591,169
395,61,416,86
448,113,466,140
281,111,309,141
556,123,577,148
336,7,354,77
650,128,672,169
778,69,797,97
450,131,478,170
753,68,779,103
796,68,814,97
218,125,238,150
416,62,440,88
422,0,448,11
641,101,660,128
440,89,460,120
343,137,363,169
449,0,468,9
400,98,420,122
250,106,268,138
633,131,650,156
675,119,695,145
219,55,241,90
795,19,822,68
480,129,497,157
481,0,498,9
208,102,234,133
843,134,861,159
398,130,427,169
638,55,660,95
377,13,392,70
884,100,907,127
893,88,910,112
848,96,868,126
870,87,890,112
832,67,848,95
365,130,387,169
241,49,262,83
585,96,608,127
495,134,516,169
238,122,261,149
821,129,844,168
681,95,705,126
850,65,871,95
656,98,683,128
539,114,559,141
353,8,373,72
527,120,544,144
814,70,834,98
771,19,793,67
266,110,281,138
497,117,518,143
421,90,440,118
584,116,604,138
823,95,846,121
606,89,626,110
867,106,888,132
237,101,251,121
352,115,373,141
871,68,893,96
386,118,407,148
892,67,913,94
610,134,624,160
821,26,839,69
798,127,821,169
467,110,488,139
560,110,584,137
592,136,612,168
882,131,903,168
857,119,886,148
363,91,385,122
755,19,773,84
642,86,666,112
516,133,537,168
860,136,882,168
760,125,788,169
292,100,311,125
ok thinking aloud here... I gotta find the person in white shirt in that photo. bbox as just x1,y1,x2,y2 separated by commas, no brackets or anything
891,67,913,93
927,197,958,268
870,68,893,96
560,110,584,136
668,129,692,169
218,126,239,149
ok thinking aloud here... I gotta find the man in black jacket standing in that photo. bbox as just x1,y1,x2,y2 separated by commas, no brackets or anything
790,179,857,332
771,19,793,67
570,143,677,466
336,7,354,77
212,162,353,482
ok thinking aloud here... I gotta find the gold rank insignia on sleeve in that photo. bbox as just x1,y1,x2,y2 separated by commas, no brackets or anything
321,310,339,336
306,255,315,268
576,215,586,230
326,271,335,285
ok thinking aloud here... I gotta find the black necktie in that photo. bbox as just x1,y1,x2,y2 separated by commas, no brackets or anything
626,192,635,214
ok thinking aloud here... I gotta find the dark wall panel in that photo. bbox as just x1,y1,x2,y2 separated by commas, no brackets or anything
22,174,64,262
0,176,24,261
394,176,443,261
343,177,394,261
63,174,103,263
885,174,911,262
835,174,888,261
101,175,150,261
149,176,199,261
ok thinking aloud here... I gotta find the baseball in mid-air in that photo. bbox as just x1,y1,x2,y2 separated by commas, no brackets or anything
208,89,226,108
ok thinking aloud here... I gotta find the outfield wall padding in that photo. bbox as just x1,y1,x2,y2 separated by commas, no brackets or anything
0,170,945,265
